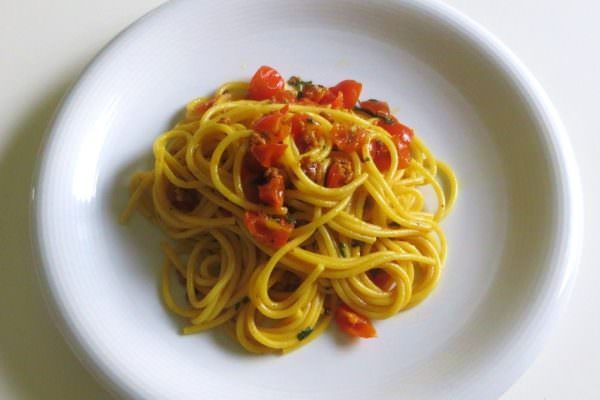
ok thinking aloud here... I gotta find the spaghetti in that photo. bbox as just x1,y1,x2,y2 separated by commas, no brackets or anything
121,66,457,354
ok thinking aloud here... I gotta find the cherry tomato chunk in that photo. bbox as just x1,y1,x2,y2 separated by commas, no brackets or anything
330,80,362,109
335,304,377,338
252,106,290,143
331,123,367,154
326,152,354,188
248,66,285,100
250,143,287,168
358,99,390,117
243,211,293,248
258,169,285,208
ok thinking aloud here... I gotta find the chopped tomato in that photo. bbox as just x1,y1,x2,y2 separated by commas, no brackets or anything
248,66,285,100
250,143,287,168
329,80,362,109
331,123,367,154
368,269,395,291
291,113,321,153
271,90,297,103
326,152,354,188
301,159,324,183
335,304,376,338
252,106,291,143
369,137,411,171
369,139,391,172
376,118,414,143
358,99,390,117
393,136,411,169
258,168,285,208
243,211,294,248
329,91,345,109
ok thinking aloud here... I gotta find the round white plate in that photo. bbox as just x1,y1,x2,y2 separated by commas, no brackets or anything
32,1,583,399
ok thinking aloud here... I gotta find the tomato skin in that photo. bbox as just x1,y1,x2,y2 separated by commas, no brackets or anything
369,136,411,171
291,113,321,153
271,90,296,103
330,80,363,109
335,304,377,338
248,66,285,100
301,159,324,183
358,99,390,117
243,211,294,248
258,169,285,208
326,152,354,188
376,118,414,143
250,143,287,168
369,139,391,172
393,136,411,169
331,123,367,154
252,106,291,143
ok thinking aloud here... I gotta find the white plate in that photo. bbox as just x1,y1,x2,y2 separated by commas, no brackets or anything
32,1,583,399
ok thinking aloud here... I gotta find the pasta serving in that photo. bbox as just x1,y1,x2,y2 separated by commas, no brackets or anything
121,66,457,354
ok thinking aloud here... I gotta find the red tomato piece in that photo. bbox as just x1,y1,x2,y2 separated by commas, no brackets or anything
252,107,291,143
330,80,363,109
319,89,345,109
369,137,411,171
335,304,376,338
250,143,287,168
369,139,391,172
377,118,414,143
243,211,294,248
248,66,285,100
393,136,411,169
258,168,285,208
301,159,324,183
291,114,321,153
326,152,354,188
271,90,297,103
331,123,368,154
358,99,390,117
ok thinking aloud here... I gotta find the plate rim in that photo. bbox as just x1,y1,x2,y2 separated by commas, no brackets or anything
29,0,584,399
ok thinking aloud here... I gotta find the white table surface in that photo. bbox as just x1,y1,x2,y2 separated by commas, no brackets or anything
1,1,598,399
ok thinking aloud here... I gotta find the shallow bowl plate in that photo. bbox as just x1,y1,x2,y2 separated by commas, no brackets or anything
32,1,583,399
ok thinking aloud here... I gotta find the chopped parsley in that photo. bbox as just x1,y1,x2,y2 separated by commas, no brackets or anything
338,242,350,258
234,296,250,310
287,76,313,92
297,327,313,341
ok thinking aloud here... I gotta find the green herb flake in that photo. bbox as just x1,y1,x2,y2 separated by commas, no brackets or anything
285,214,297,225
339,242,349,258
287,76,313,92
234,296,250,310
297,327,313,341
